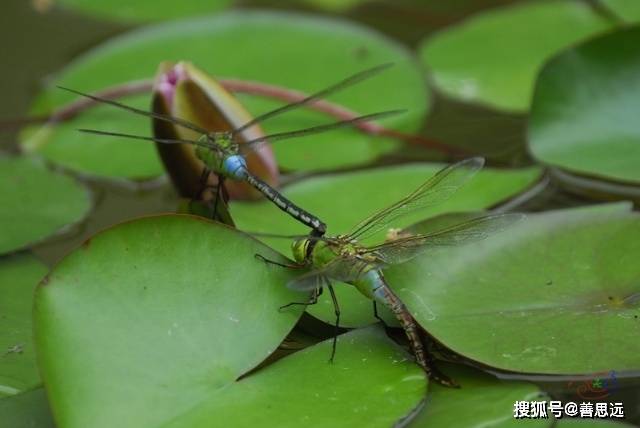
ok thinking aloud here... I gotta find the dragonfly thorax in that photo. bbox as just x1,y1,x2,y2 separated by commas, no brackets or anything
194,140,218,171
334,235,362,255
210,131,235,150
339,243,359,257
193,132,246,180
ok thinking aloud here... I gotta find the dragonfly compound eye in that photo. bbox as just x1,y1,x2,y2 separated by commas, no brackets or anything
223,155,248,180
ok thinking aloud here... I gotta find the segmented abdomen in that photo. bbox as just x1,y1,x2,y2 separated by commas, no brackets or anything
245,171,326,234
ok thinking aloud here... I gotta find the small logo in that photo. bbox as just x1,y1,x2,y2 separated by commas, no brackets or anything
567,370,618,400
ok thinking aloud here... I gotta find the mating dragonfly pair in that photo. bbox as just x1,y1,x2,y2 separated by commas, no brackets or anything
65,64,522,387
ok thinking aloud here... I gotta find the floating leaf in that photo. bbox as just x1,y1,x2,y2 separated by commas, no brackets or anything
57,0,233,23
162,326,426,428
0,388,55,428
301,0,366,13
23,11,427,179
0,255,48,396
529,26,640,184
387,204,640,374
0,156,91,255
419,0,612,111
600,0,640,22
412,364,547,427
231,163,542,327
34,215,304,428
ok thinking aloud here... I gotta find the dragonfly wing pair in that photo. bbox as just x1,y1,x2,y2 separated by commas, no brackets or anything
287,254,371,292
61,63,405,236
287,157,524,291
62,62,401,172
287,212,523,290
370,212,525,265
346,157,485,243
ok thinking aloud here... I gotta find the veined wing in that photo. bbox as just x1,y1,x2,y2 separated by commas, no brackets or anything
286,269,325,293
366,213,525,266
234,63,393,134
347,157,485,242
286,256,372,292
239,110,405,154
78,128,208,148
58,86,210,136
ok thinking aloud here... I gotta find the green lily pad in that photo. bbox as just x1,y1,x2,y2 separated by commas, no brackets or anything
34,215,305,428
301,0,366,12
162,326,426,428
231,163,542,327
528,26,640,184
23,11,428,179
58,0,233,23
0,388,55,428
412,364,547,427
0,156,91,255
387,204,640,374
600,0,640,22
0,255,48,396
419,0,613,111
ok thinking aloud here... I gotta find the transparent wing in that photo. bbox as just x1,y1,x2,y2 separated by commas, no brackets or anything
286,269,325,293
238,109,404,156
286,256,371,291
234,63,393,134
347,157,485,242
58,86,210,136
366,213,525,266
78,128,207,148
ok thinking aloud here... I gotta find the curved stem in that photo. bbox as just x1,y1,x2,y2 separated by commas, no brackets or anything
1,77,462,155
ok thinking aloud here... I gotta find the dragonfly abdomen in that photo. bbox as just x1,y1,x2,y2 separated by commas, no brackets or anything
373,273,429,370
244,172,326,234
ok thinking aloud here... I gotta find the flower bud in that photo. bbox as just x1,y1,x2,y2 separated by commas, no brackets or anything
152,61,279,201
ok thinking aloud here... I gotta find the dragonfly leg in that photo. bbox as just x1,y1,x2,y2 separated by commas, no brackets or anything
195,167,215,200
188,167,212,212
220,175,230,201
326,279,341,364
254,253,303,269
279,286,321,311
190,170,235,225
212,175,224,218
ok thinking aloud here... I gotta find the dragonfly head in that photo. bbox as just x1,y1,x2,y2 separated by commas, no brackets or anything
291,237,311,264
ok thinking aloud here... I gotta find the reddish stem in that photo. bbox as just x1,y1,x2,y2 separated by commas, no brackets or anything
1,77,461,155
221,79,461,155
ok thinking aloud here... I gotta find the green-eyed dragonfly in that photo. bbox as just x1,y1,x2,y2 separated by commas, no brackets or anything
280,157,524,386
59,63,402,238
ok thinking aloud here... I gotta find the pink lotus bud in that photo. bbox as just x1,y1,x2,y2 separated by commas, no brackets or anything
152,61,279,201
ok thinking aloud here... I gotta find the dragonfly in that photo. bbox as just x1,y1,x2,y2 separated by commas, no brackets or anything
279,157,524,386
59,63,402,238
